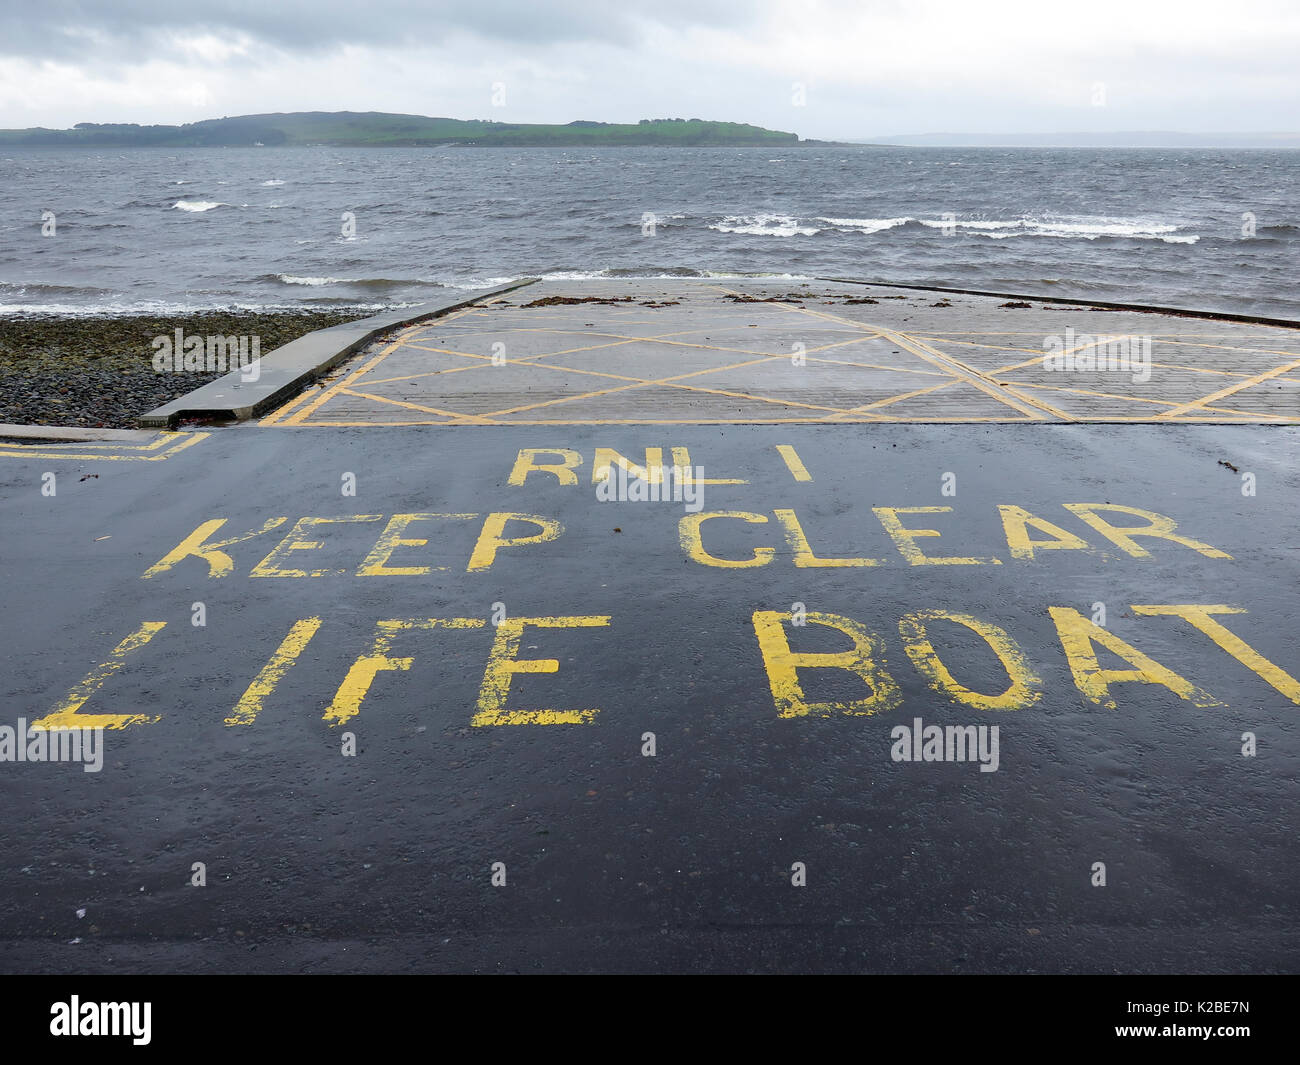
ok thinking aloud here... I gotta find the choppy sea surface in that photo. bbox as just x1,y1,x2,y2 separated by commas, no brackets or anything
0,145,1297,318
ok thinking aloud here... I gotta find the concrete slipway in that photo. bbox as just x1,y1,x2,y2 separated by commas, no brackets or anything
0,278,1296,973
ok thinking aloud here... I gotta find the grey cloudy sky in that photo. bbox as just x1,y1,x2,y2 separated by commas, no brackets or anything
1,0,1297,136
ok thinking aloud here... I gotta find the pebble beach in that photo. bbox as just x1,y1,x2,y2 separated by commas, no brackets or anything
0,310,372,428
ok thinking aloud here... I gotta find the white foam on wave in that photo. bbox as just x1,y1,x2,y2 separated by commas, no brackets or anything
0,302,195,316
817,216,911,234
530,269,812,282
277,275,345,286
172,200,229,213
441,275,516,289
426,270,816,288
274,274,437,288
701,270,806,279
710,213,820,236
914,215,1196,242
937,219,1023,230
260,179,286,186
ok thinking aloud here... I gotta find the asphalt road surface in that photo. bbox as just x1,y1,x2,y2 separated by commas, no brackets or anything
1,421,1296,972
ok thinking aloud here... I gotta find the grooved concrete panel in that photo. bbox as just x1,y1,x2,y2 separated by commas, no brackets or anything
260,280,1300,426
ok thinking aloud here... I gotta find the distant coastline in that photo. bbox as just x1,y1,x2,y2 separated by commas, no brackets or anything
0,110,848,148
867,131,1300,149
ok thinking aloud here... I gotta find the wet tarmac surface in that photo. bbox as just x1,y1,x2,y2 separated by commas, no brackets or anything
1,421,1296,972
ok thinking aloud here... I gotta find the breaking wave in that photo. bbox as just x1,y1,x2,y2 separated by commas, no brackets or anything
709,213,821,237
270,274,441,288
708,212,1198,243
172,200,231,213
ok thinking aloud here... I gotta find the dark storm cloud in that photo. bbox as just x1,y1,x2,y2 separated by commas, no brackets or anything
0,0,740,58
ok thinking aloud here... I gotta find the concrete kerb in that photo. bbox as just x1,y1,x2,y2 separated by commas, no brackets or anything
137,278,540,428
0,424,163,444
815,276,1300,331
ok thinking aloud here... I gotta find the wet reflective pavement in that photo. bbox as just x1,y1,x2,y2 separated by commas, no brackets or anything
1,282,1297,973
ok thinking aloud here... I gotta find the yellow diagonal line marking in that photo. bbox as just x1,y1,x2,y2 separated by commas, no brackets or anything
993,353,1056,374
1002,380,1183,407
281,344,404,426
259,385,316,426
337,389,495,423
369,346,734,395
356,340,640,386
985,334,1149,375
989,336,1300,378
884,329,1063,419
915,331,1291,338
517,332,889,365
995,354,1288,382
1131,338,1300,357
932,346,1050,370
274,329,426,425
358,341,674,389
480,415,885,425
407,337,642,358
825,382,957,420
365,330,894,390
367,326,795,383
519,331,900,368
270,303,486,425
467,339,888,419
997,379,1290,420
1004,361,1268,382
360,334,908,388
638,381,890,419
498,416,883,426
475,356,884,420
884,377,1287,421
155,432,209,459
1155,357,1300,418
1139,362,1262,379
1194,404,1294,420
331,353,722,421
126,434,181,453
742,293,1060,421
354,341,636,382
924,332,1300,376
349,337,935,423
806,357,949,377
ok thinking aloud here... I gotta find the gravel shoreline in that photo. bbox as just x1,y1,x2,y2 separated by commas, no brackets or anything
0,310,374,429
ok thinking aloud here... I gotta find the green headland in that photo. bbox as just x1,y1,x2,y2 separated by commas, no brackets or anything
0,111,842,147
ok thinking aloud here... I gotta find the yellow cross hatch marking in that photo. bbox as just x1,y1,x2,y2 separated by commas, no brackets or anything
256,291,1300,426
